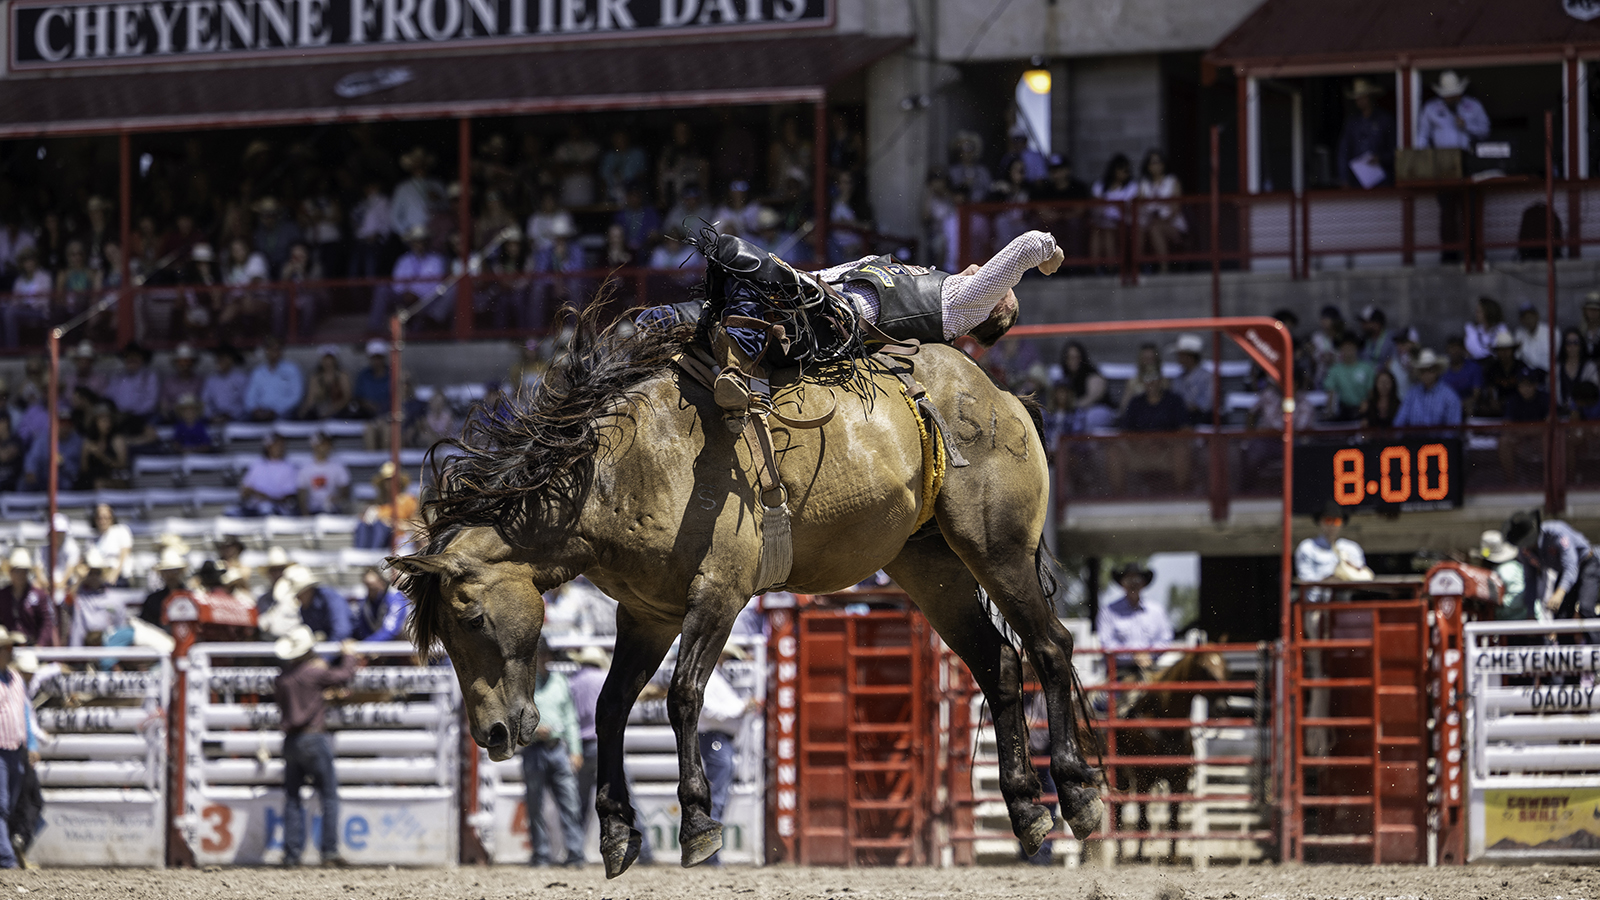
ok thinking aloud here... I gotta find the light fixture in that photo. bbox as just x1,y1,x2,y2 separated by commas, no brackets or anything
1023,68,1052,95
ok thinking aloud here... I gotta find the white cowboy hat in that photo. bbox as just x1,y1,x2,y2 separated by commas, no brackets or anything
1346,77,1387,99
720,642,749,661
12,649,38,674
274,564,319,606
1174,333,1205,356
1413,348,1445,370
0,626,26,647
1480,530,1519,564
365,339,389,358
6,547,34,571
1432,70,1469,98
1492,329,1518,349
174,342,197,360
265,546,292,569
155,547,188,572
571,646,612,669
82,547,112,573
404,224,429,242
274,624,317,661
190,243,215,263
73,339,97,359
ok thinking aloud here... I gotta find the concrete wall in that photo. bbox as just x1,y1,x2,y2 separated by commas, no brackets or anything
934,0,1261,60
1066,55,1164,187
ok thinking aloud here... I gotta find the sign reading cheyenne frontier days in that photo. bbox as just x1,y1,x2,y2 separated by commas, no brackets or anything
10,0,829,69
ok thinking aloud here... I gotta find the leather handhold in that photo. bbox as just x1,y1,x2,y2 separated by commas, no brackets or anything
712,233,767,275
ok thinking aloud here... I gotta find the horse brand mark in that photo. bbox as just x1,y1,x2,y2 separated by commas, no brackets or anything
697,486,718,510
953,392,983,445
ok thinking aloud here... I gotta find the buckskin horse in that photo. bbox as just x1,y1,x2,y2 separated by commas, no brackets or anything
390,310,1103,877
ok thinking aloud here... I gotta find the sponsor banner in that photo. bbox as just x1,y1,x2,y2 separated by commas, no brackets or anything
1484,788,1600,856
486,786,762,864
1472,646,1600,675
204,666,456,695
28,797,165,866
11,0,830,70
186,790,456,865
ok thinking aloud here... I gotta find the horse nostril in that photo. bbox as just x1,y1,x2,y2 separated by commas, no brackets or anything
486,721,509,749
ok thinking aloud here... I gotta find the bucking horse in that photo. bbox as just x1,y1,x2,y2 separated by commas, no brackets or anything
390,300,1103,877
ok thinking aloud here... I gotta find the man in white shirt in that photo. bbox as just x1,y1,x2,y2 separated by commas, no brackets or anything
1294,498,1374,757
1098,561,1172,679
296,433,350,515
3,249,52,349
698,642,757,865
233,433,300,516
1417,71,1490,263
389,148,442,240
369,226,447,332
1514,302,1551,373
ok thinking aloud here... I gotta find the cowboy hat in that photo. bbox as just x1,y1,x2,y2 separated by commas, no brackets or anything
373,461,412,487
274,564,319,605
174,342,197,361
404,224,429,242
571,646,612,668
6,547,34,570
155,547,188,571
82,547,112,573
1493,329,1519,350
720,642,750,661
265,546,292,569
190,243,215,263
130,618,177,654
1412,348,1445,370
274,624,317,661
365,339,389,357
1503,510,1542,549
73,339,97,359
252,196,283,215
1432,70,1469,98
12,648,38,673
1346,77,1387,99
1111,560,1154,587
0,626,26,647
1479,530,1518,564
1585,291,1600,310
399,146,434,171
1174,333,1205,356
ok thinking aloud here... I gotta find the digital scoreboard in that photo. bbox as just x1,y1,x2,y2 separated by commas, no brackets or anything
1293,437,1464,514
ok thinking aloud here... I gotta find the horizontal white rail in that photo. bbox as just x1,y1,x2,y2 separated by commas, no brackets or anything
36,706,156,733
199,701,450,730
45,734,155,758
1483,744,1600,773
200,730,441,756
1479,684,1600,713
1484,715,1600,741
38,760,153,788
200,756,448,786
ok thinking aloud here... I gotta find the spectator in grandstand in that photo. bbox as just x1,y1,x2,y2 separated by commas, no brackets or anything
55,240,98,318
156,343,205,423
1295,498,1374,588
599,130,649,207
298,348,354,420
252,198,301,277
1359,369,1402,429
1465,296,1510,361
698,641,757,866
566,645,608,833
1514,302,1552,373
0,550,53,647
169,394,214,453
1118,342,1165,417
352,567,408,643
20,414,81,493
354,462,418,551
0,623,40,870
1480,330,1538,418
87,504,132,588
611,184,662,259
531,218,587,309
68,549,129,649
0,417,21,493
1089,154,1137,267
521,638,585,868
1308,305,1345,388
0,219,37,275
1057,341,1114,431
1108,376,1192,493
1170,334,1215,422
1557,327,1599,413
1394,349,1463,428
1505,511,1598,622
1441,336,1484,413
79,405,130,490
1388,327,1419,394
664,184,712,239
104,342,160,430
946,132,991,202
1573,381,1600,421
1418,71,1489,261
341,341,388,423
276,241,324,338
553,124,601,208
472,191,518,252
412,392,461,449
61,339,108,399
1354,306,1393,367
277,565,352,643
370,225,448,333
713,181,760,239
1336,77,1396,189
274,623,363,867
526,193,577,256
349,181,392,280
218,238,273,337
1137,150,1186,273
255,547,292,612
1323,334,1377,421
1584,294,1600,359
202,346,250,423
390,146,444,242
245,336,305,422
1098,561,1171,680
294,432,349,516
233,433,300,516
2,249,51,350
138,548,189,631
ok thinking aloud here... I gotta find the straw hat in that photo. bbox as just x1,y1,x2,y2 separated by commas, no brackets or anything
1492,329,1518,350
265,546,292,569
274,624,317,661
82,547,112,573
399,146,434,172
6,547,35,571
373,461,411,488
190,243,215,263
12,649,39,674
1432,71,1469,98
0,626,26,647
404,224,429,242
720,642,749,661
1346,77,1386,100
275,564,318,604
73,339,97,359
1174,333,1205,356
365,339,389,358
252,196,283,215
1412,348,1445,370
571,646,611,668
155,547,188,572
174,342,197,361
1479,530,1518,564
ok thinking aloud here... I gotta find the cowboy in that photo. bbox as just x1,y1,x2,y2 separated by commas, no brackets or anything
352,567,409,642
1337,77,1396,188
567,645,609,832
697,641,759,865
1478,530,1537,622
1394,348,1463,428
0,550,53,648
274,565,351,643
0,626,40,869
1099,561,1171,680
1295,498,1374,598
273,624,363,867
521,639,585,868
139,547,189,631
670,228,1066,424
1418,71,1489,261
1504,511,1598,622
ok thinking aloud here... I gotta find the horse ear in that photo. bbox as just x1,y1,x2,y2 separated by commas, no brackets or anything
386,553,465,578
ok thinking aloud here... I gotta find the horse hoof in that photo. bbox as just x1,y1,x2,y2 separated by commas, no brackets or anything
1063,787,1105,841
680,823,723,868
600,827,642,879
1017,806,1055,858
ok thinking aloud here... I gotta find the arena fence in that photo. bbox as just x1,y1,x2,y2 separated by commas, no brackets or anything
1465,619,1600,863
29,646,172,867
176,641,461,866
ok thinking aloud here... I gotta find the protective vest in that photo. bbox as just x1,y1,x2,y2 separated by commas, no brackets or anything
830,256,949,344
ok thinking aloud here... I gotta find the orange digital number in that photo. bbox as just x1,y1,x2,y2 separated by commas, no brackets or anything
1332,448,1365,505
1379,445,1411,503
1417,443,1449,501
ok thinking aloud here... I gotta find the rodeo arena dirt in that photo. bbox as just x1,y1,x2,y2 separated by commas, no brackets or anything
7,0,1600,898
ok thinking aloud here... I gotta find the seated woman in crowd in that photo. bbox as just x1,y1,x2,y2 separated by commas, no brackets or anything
88,502,133,587
1058,341,1114,431
355,462,419,551
1359,369,1402,429
298,347,355,420
80,405,130,490
1089,154,1137,265
1137,150,1186,272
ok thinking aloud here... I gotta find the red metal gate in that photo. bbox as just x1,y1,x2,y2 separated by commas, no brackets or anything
790,602,933,866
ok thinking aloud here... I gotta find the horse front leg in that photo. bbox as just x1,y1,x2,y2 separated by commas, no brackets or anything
666,588,744,868
595,606,678,879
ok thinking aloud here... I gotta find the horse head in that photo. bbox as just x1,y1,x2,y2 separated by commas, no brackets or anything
389,529,555,762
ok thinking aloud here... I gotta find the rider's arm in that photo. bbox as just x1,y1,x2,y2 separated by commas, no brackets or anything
940,231,1059,338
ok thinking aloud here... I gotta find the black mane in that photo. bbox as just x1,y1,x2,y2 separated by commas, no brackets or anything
399,302,690,654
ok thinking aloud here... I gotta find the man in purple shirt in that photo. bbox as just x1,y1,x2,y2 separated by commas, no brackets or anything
105,343,161,426
273,625,363,867
0,549,54,647
566,646,609,832
369,225,447,332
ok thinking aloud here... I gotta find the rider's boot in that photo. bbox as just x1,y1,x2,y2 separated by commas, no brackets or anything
712,329,768,434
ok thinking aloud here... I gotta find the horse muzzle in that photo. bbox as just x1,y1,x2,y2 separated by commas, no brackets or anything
478,706,537,761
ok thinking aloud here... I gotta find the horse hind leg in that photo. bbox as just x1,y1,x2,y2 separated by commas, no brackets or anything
884,536,1055,858
594,606,679,878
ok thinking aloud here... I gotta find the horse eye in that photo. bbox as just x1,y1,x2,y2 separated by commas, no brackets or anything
461,613,486,632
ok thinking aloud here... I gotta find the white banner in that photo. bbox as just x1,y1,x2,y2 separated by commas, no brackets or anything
28,795,165,866
185,790,456,865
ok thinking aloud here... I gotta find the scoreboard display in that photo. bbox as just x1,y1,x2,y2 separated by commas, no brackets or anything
1293,438,1463,514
